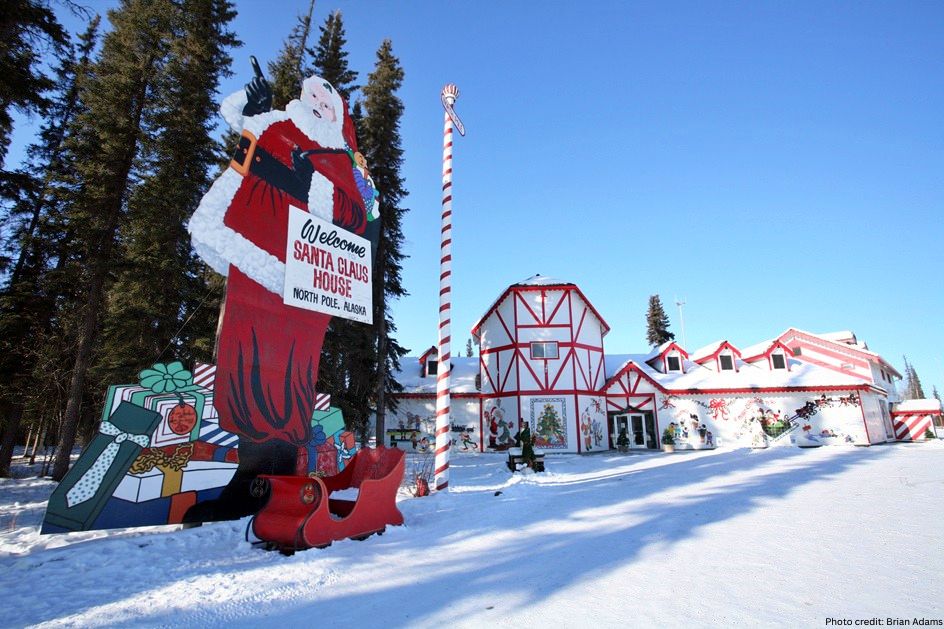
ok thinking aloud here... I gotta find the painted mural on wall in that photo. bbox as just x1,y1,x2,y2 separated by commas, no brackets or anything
44,63,375,532
42,362,353,533
388,410,435,452
387,409,480,453
658,392,863,448
580,399,606,451
485,398,516,451
531,398,568,449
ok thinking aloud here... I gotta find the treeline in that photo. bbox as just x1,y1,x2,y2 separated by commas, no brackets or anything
0,0,409,479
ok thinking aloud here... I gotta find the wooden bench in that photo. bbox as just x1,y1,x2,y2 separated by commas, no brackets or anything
506,448,545,473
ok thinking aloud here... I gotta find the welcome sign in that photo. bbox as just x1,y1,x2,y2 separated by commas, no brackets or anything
283,205,373,324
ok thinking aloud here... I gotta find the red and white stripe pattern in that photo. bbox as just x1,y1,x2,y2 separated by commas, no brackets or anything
193,362,216,390
194,362,330,413
893,413,933,441
314,393,331,412
435,84,462,491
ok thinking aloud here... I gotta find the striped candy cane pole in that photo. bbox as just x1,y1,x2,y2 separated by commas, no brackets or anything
435,84,464,491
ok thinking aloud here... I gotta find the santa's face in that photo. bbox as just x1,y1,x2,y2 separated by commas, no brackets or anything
301,77,337,123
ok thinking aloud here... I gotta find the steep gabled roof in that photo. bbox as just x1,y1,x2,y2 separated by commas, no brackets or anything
741,339,792,362
644,341,689,364
470,275,610,338
691,340,741,364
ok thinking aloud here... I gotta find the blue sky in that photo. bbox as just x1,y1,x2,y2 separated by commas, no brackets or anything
10,1,944,394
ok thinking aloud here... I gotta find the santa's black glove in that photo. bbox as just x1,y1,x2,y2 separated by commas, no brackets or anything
243,56,272,117
291,146,314,188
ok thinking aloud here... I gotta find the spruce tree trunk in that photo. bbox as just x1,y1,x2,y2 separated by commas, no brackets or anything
49,48,153,481
0,406,22,477
50,264,108,480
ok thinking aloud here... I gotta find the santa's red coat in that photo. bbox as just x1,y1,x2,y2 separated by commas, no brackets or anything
214,119,365,445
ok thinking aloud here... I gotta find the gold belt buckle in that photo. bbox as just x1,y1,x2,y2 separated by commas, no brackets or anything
229,129,258,176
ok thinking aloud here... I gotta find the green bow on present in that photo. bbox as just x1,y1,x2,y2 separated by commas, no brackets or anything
138,361,204,394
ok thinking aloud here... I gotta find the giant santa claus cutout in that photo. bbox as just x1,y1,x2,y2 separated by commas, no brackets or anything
185,58,379,521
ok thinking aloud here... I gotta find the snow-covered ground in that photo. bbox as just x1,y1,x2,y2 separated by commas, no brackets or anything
2,443,943,628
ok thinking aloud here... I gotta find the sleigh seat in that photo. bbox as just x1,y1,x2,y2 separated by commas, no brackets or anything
251,446,405,554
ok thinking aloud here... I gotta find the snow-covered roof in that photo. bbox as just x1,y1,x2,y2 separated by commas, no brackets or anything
690,340,741,363
513,274,574,287
780,327,900,377
691,341,724,362
393,356,480,394
605,353,869,392
817,330,860,346
893,399,943,413
643,341,688,363
739,339,788,360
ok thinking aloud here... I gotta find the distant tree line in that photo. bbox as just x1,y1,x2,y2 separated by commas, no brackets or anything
0,0,409,478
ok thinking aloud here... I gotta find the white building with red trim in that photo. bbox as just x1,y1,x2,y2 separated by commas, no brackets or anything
381,276,939,453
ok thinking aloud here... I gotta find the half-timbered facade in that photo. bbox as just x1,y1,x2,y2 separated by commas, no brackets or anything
380,276,937,453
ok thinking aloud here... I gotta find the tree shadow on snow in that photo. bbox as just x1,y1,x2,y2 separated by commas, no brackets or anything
227,446,891,626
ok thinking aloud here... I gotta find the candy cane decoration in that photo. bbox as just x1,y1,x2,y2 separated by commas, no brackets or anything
434,84,464,491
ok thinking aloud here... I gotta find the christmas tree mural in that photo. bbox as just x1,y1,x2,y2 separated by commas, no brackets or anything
533,400,566,448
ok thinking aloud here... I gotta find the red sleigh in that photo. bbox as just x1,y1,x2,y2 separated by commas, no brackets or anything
251,446,405,554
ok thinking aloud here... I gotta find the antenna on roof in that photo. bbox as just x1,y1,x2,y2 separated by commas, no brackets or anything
675,296,687,348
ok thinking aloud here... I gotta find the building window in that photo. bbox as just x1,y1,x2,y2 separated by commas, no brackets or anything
530,341,559,360
771,353,786,370
666,355,681,372
792,347,802,356
719,355,735,371
426,359,438,376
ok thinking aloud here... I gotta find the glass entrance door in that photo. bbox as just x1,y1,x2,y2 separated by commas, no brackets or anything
629,414,647,449
610,415,630,449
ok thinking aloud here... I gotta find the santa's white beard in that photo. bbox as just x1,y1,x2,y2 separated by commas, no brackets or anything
285,99,346,149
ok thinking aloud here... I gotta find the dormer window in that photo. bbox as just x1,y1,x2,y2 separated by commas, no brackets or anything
666,355,682,372
771,353,786,370
530,341,559,360
719,354,735,371
426,359,438,376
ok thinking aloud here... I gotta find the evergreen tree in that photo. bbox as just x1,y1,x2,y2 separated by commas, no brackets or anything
0,17,100,477
309,9,365,437
310,10,358,101
645,294,675,347
466,338,473,358
267,0,315,111
910,365,926,399
49,0,178,481
901,356,926,400
0,0,68,171
93,0,237,388
361,40,409,444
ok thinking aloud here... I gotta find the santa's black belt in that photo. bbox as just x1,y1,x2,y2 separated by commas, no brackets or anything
229,129,308,205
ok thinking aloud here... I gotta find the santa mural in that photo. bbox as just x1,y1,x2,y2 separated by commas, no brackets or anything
185,58,379,521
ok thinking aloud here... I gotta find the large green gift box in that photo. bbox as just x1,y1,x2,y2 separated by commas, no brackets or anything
43,402,162,532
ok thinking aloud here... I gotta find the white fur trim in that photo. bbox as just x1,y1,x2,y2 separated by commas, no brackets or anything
242,107,289,139
308,171,334,223
187,169,285,296
220,91,247,132
285,99,345,148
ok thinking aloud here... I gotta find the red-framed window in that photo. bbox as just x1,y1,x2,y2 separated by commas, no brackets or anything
530,341,559,360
